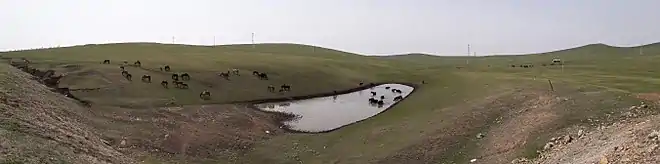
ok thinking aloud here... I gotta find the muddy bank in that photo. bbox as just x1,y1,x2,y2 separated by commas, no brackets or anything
249,83,419,134
7,60,92,107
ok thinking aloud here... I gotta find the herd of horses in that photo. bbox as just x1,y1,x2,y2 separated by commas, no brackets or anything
101,59,292,100
366,85,405,107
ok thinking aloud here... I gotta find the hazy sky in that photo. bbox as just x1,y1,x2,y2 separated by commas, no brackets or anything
2,0,659,55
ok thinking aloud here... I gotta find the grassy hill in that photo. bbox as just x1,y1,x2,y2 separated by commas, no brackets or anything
1,42,659,164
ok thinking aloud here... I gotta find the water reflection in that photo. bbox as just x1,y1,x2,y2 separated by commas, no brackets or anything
256,83,414,132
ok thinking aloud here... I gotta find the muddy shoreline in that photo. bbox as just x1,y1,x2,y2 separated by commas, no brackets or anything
245,82,420,134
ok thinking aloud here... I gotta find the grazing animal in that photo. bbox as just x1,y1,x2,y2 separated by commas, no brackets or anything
161,80,168,88
134,60,141,67
125,73,132,81
119,66,125,71
359,82,364,85
393,95,403,101
380,95,385,100
172,73,179,81
385,86,391,89
218,72,230,79
371,91,377,96
422,80,426,84
231,69,240,75
123,61,128,65
267,85,276,92
159,67,163,71
258,73,268,80
180,83,189,89
164,65,171,72
511,64,516,67
391,88,397,92
253,71,260,76
280,84,291,91
395,89,403,94
368,98,379,104
121,70,129,77
181,73,190,81
141,75,151,83
552,58,561,63
102,60,110,64
199,90,211,100
377,100,384,106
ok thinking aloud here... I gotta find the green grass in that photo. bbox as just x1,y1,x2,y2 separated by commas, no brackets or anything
2,42,660,163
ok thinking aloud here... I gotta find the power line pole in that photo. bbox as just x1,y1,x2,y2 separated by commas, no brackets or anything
251,33,255,49
466,44,471,65
172,36,175,44
213,36,216,46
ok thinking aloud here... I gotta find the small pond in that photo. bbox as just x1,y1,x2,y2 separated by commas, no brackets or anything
255,83,414,132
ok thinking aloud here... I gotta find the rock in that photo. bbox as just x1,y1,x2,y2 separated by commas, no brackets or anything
599,156,608,164
470,159,477,163
578,129,584,137
543,142,554,151
647,130,660,141
476,133,485,139
265,130,271,134
561,135,573,144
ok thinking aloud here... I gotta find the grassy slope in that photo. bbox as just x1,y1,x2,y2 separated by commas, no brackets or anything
1,42,659,163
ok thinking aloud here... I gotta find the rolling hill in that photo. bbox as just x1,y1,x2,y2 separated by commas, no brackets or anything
1,42,660,164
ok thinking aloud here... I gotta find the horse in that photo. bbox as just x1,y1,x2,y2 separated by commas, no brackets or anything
141,75,151,83
380,95,385,100
125,73,132,81
218,72,230,80
280,84,291,91
159,67,163,71
252,71,260,76
121,70,129,77
385,86,391,90
393,95,403,101
164,65,171,72
368,98,379,104
181,73,190,81
180,83,188,89
258,73,268,80
359,82,364,86
161,80,168,88
119,65,125,71
199,90,211,100
123,61,128,65
102,60,110,64
134,60,141,67
171,73,179,81
267,85,276,92
231,69,240,75
371,91,377,96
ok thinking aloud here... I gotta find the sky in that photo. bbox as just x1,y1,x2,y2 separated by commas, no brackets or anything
1,0,660,56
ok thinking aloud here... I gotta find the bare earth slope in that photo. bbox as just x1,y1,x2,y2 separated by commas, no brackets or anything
0,63,135,164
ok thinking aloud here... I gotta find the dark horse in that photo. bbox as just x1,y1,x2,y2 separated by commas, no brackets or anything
267,85,276,92
199,90,211,100
102,60,110,64
280,84,291,91
134,60,141,67
124,73,132,81
164,65,171,72
171,73,179,81
252,71,260,76
141,75,151,83
181,73,191,81
258,73,268,80
161,80,168,88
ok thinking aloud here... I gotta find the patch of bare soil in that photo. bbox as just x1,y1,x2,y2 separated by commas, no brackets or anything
0,64,135,164
476,93,561,163
376,88,552,163
510,101,660,164
90,104,288,162
636,93,660,104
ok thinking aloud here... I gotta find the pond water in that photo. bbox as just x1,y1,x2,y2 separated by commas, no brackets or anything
255,83,414,132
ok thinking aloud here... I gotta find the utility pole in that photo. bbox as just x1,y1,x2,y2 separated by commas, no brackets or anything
172,36,175,44
213,36,216,46
251,33,255,49
466,44,471,65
